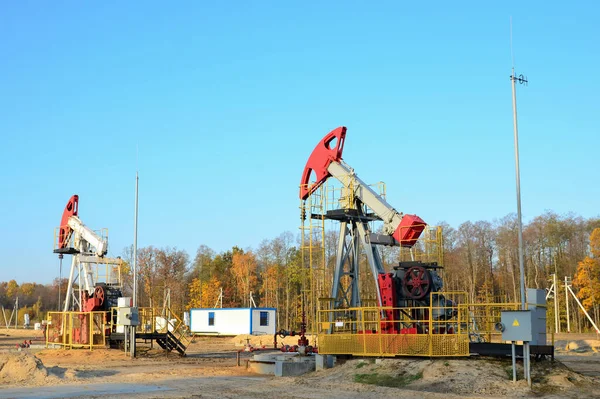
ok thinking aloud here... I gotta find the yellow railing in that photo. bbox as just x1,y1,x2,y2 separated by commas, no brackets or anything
46,306,190,353
324,179,386,216
46,311,107,350
466,302,520,343
398,225,443,265
317,292,471,357
316,291,553,357
136,307,156,333
317,307,470,357
110,306,190,351
53,227,73,251
92,261,122,285
166,309,191,350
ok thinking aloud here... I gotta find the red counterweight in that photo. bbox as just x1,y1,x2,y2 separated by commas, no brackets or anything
393,214,426,247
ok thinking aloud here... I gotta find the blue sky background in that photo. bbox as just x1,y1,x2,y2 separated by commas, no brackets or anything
1,1,598,284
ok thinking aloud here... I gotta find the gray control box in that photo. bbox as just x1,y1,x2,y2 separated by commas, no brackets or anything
527,288,545,306
117,307,140,326
527,288,547,345
500,310,532,342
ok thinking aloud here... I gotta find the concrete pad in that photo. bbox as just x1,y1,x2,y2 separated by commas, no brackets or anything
315,354,336,370
275,358,315,376
251,352,316,377
248,360,276,375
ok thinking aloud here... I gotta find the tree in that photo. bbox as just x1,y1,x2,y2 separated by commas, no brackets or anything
155,247,190,314
187,275,222,310
192,245,215,280
589,228,600,258
187,278,202,309
260,264,280,307
6,280,19,300
283,247,303,329
231,252,258,307
495,214,520,302
201,276,222,308
120,246,134,296
32,296,43,321
20,283,35,298
138,246,158,307
573,228,600,311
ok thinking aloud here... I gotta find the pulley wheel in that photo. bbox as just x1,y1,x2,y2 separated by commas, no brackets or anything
94,286,105,307
402,266,431,300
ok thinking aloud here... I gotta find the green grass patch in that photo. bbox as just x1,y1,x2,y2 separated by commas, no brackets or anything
504,366,514,380
354,371,423,388
355,359,376,368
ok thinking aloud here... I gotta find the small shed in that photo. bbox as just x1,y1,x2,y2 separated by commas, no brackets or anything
189,307,277,336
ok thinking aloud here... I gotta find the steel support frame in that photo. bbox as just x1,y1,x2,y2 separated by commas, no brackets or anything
63,255,96,312
330,201,385,311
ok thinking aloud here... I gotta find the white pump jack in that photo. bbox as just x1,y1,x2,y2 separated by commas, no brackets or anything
55,195,123,312
299,127,426,309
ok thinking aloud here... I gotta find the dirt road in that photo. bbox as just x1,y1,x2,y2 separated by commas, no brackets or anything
1,329,599,398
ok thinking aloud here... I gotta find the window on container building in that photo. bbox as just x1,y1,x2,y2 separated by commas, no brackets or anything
208,312,215,326
260,311,268,326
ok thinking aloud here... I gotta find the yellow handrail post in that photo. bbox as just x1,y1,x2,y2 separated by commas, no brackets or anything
63,313,68,349
486,304,491,342
89,313,93,351
429,294,434,357
361,309,367,356
378,308,383,356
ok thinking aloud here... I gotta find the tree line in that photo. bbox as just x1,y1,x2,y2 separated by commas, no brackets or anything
2,210,599,332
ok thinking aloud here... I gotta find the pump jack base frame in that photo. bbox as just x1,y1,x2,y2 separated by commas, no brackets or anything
469,343,554,360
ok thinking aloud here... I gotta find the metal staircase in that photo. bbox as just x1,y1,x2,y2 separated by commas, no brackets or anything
156,330,188,356
135,305,190,356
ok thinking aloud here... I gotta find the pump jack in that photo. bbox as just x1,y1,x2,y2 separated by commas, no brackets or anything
300,127,455,333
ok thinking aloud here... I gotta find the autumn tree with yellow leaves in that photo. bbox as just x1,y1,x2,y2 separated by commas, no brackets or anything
573,228,600,313
231,252,258,307
187,278,202,309
186,276,223,310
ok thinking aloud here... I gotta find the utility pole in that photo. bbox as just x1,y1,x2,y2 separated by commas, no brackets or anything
565,282,600,334
130,169,139,358
565,276,571,333
553,273,559,333
133,171,138,307
510,66,528,310
510,17,531,387
14,297,19,329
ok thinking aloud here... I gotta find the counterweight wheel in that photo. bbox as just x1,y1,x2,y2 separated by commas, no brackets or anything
403,266,431,300
94,285,105,307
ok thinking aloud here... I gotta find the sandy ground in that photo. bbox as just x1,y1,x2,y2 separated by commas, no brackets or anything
1,329,599,398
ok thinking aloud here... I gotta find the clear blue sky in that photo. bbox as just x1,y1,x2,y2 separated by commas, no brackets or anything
1,1,598,284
